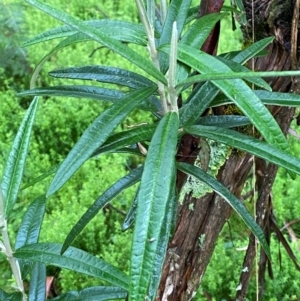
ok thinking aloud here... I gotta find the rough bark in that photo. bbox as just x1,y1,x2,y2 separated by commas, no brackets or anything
157,0,298,300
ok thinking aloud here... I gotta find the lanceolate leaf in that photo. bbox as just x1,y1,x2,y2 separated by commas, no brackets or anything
47,86,156,196
1,97,39,218
23,20,147,47
92,124,156,156
184,125,300,175
15,195,46,278
148,192,177,301
15,195,46,249
232,37,274,64
19,86,124,103
51,286,127,301
159,0,192,73
14,243,129,289
179,82,219,126
49,66,156,89
181,13,224,48
197,115,250,127
122,188,139,232
177,162,271,259
211,90,300,107
61,166,143,254
163,44,289,151
29,263,46,301
130,112,178,301
24,0,167,85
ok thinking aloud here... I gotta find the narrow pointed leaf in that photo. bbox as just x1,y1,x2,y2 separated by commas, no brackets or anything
212,90,300,107
161,44,289,151
49,66,156,89
179,82,219,126
184,125,300,175
1,97,39,218
24,0,167,84
148,191,177,301
51,286,127,301
197,115,250,127
2,292,23,301
177,162,271,259
23,20,147,47
130,112,178,301
19,86,124,102
47,86,156,196
159,0,192,73
29,263,46,301
122,188,139,232
61,166,143,254
232,37,274,64
15,195,46,278
14,243,129,289
181,13,224,48
92,124,156,157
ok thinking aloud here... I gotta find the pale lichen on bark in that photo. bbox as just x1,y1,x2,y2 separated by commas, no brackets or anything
179,139,232,202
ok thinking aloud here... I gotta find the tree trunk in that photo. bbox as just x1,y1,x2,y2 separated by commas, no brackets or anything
157,0,298,300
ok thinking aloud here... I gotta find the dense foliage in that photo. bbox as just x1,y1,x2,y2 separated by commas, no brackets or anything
0,0,299,300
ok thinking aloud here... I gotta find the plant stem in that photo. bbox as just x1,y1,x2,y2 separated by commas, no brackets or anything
0,187,26,301
135,0,168,113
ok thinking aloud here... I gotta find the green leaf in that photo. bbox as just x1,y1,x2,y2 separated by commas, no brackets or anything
29,263,46,301
162,44,289,152
130,112,178,301
24,0,167,84
1,97,39,218
49,66,156,89
122,188,139,232
177,162,271,259
2,292,23,301
19,86,124,103
15,195,46,278
92,124,156,157
0,288,9,300
211,90,300,107
184,125,300,175
19,85,161,113
61,166,143,254
197,115,250,127
181,13,224,48
159,0,192,73
51,286,127,301
47,86,156,196
23,20,147,46
216,56,271,91
179,82,219,126
232,37,274,64
14,243,129,290
148,192,177,301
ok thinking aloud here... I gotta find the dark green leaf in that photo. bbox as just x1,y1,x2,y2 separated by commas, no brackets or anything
23,20,147,47
130,112,178,301
179,82,219,126
29,263,46,301
162,44,289,152
197,115,250,127
2,292,23,301
92,124,156,156
177,162,271,259
159,0,192,73
51,286,127,301
14,243,129,289
49,66,156,89
122,188,139,232
15,195,46,278
1,97,39,218
24,0,167,84
184,125,300,176
61,166,143,254
47,86,156,196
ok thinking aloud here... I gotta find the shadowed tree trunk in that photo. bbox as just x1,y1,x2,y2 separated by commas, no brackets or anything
157,0,299,300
